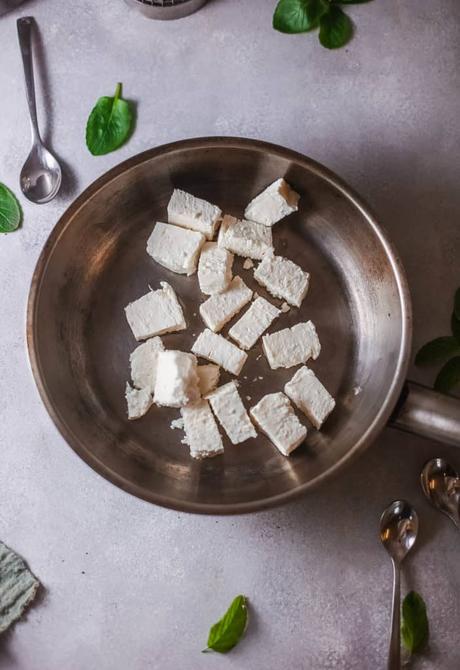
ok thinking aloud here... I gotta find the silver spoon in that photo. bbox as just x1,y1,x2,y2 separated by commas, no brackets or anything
421,457,460,529
17,17,61,204
380,500,419,670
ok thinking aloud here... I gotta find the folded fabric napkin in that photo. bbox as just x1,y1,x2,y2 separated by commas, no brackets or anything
0,541,40,634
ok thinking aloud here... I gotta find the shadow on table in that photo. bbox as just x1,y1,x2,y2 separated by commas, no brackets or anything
0,583,47,668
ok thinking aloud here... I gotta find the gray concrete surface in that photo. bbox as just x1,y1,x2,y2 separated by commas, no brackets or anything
1,1,459,668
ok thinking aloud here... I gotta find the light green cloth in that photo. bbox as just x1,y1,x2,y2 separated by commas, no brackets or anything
0,541,40,634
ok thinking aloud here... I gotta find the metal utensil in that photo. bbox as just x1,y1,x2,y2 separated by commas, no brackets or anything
125,0,207,20
421,458,460,529
26,138,460,513
380,500,419,670
17,17,61,204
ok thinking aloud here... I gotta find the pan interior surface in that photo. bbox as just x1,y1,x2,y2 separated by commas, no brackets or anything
28,139,410,512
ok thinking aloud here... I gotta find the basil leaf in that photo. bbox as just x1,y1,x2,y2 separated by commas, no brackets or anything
0,183,21,233
86,83,134,156
319,5,353,49
273,0,329,33
414,336,460,367
401,591,429,654
454,288,460,321
434,356,460,394
451,313,460,342
205,595,248,654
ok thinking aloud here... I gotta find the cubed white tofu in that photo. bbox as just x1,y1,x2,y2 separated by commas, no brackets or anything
228,297,281,350
167,189,222,240
125,383,153,420
262,321,321,370
146,222,205,275
207,381,257,445
254,253,309,307
284,366,336,429
198,242,233,295
197,364,220,396
199,276,253,332
191,329,247,376
250,392,306,456
244,178,300,227
125,282,186,341
218,215,273,260
154,351,200,408
129,336,165,393
181,400,224,460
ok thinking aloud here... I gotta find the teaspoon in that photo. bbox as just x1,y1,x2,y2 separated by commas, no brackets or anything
421,457,460,529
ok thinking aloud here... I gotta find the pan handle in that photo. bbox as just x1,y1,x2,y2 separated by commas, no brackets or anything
390,382,460,447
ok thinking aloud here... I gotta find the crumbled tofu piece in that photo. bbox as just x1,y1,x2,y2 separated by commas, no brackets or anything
197,364,220,396
254,253,309,307
207,382,257,445
125,383,153,420
167,189,222,240
125,282,186,341
243,258,254,270
280,302,290,313
218,215,273,260
154,351,200,408
181,400,224,459
284,366,336,429
352,385,362,396
250,392,306,456
191,329,247,376
129,336,164,393
198,242,233,295
199,276,253,332
262,321,320,370
244,178,300,227
228,297,281,350
146,222,205,275
170,417,184,430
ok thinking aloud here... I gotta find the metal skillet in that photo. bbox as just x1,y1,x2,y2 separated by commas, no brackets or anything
27,137,460,514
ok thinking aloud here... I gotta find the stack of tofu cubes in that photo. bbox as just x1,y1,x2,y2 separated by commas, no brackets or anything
124,178,336,459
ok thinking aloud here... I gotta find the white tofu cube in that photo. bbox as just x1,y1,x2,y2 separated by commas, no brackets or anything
199,276,253,332
218,215,273,260
244,178,299,227
181,400,224,460
250,392,307,456
198,242,233,295
254,253,309,307
284,366,336,429
154,351,200,408
125,383,153,420
228,297,281,350
167,189,222,240
129,336,164,393
207,382,257,445
125,282,186,341
146,222,205,275
191,329,247,376
262,321,321,370
197,364,220,396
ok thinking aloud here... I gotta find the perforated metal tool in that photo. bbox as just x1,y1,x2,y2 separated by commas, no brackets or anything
125,0,207,20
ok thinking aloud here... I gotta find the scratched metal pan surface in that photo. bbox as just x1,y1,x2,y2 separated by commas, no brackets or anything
27,137,411,514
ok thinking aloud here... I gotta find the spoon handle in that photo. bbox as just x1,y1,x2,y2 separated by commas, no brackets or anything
17,17,41,143
388,559,401,670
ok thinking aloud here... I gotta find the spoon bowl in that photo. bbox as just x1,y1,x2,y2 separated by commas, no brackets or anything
20,143,62,204
421,457,460,529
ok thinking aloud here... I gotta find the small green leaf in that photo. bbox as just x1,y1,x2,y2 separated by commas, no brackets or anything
0,183,22,233
434,357,460,394
451,313,460,342
86,83,134,156
454,288,460,321
319,5,353,49
205,595,248,654
414,336,460,367
401,591,429,654
273,0,329,34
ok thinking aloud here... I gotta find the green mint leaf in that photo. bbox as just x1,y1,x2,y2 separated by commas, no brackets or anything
414,336,460,367
86,83,134,156
451,313,460,342
401,591,429,654
273,0,329,34
319,5,353,49
454,288,460,321
0,183,22,233
205,595,248,654
434,356,460,394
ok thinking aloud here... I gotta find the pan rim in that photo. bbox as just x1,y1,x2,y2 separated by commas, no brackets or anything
26,136,413,514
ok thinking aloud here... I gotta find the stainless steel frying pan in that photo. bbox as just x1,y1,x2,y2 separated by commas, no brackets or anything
27,138,460,514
